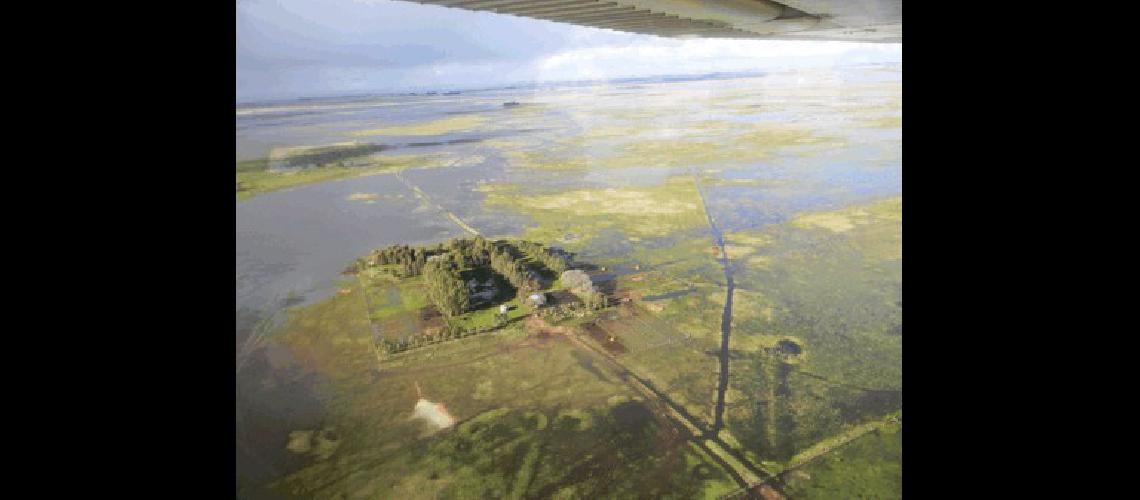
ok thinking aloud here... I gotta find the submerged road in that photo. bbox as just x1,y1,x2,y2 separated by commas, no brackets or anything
392,145,502,238
394,170,481,237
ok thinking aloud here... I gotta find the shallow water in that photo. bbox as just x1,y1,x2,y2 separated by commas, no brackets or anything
236,63,902,497
236,171,469,313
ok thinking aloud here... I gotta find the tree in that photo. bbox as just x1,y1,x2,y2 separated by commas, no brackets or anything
560,270,595,295
423,260,471,318
518,241,570,273
584,291,608,310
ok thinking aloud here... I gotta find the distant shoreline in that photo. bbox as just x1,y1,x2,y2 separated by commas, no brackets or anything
236,61,901,108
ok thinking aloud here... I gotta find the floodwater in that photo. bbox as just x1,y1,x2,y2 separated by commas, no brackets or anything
236,63,901,497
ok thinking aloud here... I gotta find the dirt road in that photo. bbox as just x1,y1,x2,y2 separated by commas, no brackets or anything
528,317,778,499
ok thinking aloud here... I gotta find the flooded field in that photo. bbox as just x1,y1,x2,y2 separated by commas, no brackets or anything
237,64,901,498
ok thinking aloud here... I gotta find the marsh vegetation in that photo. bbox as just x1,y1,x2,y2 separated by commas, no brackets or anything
236,65,902,499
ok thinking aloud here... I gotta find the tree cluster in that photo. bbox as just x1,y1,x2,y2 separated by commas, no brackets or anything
583,291,608,310
361,237,605,356
560,270,596,294
536,295,606,323
443,236,495,269
488,245,540,299
376,319,505,355
370,244,428,277
516,240,571,273
423,260,470,317
560,269,606,310
362,237,593,327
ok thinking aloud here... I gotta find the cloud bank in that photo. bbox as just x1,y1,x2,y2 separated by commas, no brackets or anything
237,0,901,102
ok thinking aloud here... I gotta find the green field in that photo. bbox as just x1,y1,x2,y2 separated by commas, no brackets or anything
723,199,902,468
258,197,902,500
781,421,902,499
236,153,455,201
268,279,740,499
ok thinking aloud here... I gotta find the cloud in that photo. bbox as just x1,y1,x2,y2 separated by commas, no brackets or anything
237,0,900,102
531,38,898,82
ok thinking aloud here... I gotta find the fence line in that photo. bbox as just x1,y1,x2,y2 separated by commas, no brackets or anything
394,170,481,236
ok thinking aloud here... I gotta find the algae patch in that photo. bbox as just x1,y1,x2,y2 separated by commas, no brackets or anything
790,197,902,233
347,192,380,202
481,177,706,243
352,115,488,136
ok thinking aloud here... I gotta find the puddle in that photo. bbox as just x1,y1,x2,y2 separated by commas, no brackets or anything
642,288,697,301
776,339,802,356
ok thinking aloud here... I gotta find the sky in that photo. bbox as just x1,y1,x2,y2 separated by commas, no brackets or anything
236,0,901,103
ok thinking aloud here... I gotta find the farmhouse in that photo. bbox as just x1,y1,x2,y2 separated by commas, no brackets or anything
560,269,596,295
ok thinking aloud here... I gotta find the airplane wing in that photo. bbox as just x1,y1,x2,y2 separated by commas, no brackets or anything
409,0,901,42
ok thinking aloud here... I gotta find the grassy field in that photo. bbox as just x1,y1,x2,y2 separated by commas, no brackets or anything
585,301,721,426
479,176,708,249
448,296,529,331
351,115,488,136
546,196,904,494
235,153,463,201
264,183,903,500
267,279,741,499
781,420,902,499
721,198,902,470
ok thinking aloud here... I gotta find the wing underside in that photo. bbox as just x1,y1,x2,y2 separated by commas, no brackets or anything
411,0,901,42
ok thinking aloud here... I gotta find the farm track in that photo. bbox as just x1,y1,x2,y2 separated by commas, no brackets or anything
793,369,900,394
784,415,899,472
717,413,901,499
691,173,735,436
551,319,777,499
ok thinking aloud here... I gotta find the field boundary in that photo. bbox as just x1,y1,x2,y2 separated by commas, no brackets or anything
355,272,388,364
557,318,779,498
358,274,537,360
715,412,902,499
784,412,901,472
